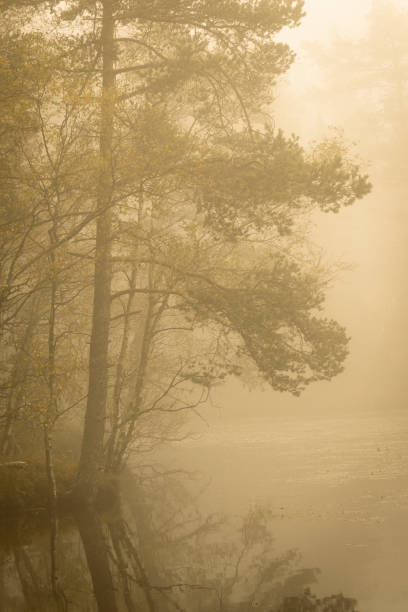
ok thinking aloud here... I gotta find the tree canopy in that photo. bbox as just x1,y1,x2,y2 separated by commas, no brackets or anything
0,0,371,495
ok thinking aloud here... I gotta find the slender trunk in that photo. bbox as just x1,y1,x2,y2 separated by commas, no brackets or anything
105,268,138,470
1,304,37,455
76,0,115,500
44,228,67,610
113,268,170,469
113,273,154,470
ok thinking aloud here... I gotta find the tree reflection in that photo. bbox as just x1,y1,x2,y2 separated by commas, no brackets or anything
0,513,72,611
0,471,360,611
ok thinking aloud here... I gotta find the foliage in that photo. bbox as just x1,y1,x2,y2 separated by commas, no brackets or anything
0,0,371,475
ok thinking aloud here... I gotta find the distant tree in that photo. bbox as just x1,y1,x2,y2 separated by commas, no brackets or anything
305,0,408,187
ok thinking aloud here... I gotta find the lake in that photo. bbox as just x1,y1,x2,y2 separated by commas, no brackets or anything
1,411,407,611
160,411,408,611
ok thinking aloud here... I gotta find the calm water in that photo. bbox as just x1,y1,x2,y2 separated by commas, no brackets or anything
1,412,407,610
161,412,408,612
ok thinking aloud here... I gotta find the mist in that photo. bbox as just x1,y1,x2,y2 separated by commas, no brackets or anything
0,1,407,611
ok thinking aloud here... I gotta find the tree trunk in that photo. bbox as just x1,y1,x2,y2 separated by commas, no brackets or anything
1,303,38,455
44,228,66,610
105,268,137,470
76,0,115,501
113,265,156,470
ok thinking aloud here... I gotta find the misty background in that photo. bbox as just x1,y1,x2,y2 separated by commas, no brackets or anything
161,2,408,611
205,0,408,422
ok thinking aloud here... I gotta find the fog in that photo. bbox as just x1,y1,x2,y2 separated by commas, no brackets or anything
210,0,408,422
164,2,408,610
0,1,407,611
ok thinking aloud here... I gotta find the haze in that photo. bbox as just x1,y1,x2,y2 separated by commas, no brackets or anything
0,1,406,611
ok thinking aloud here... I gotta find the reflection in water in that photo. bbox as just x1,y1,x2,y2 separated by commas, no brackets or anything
0,470,360,611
